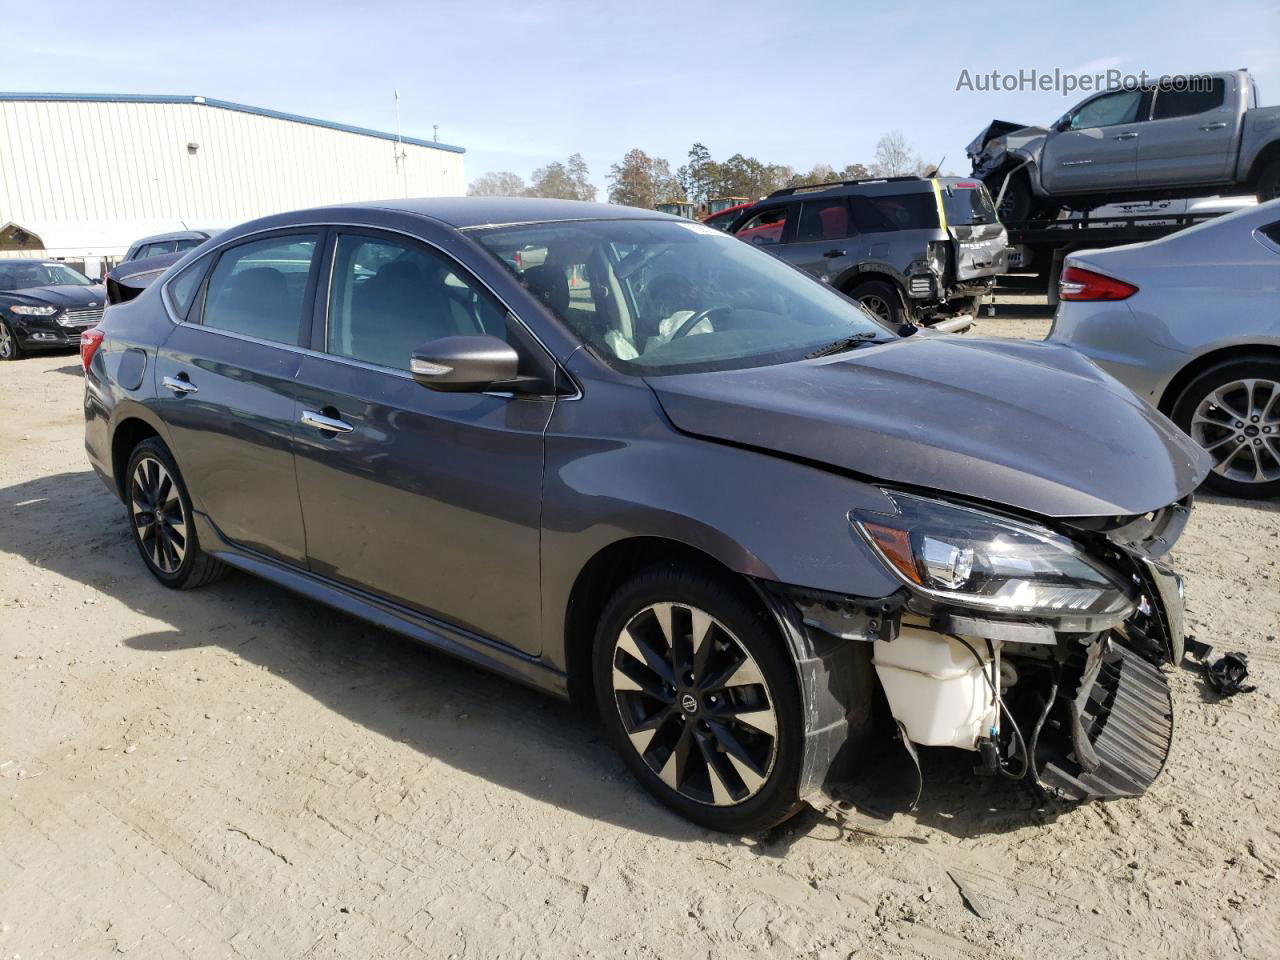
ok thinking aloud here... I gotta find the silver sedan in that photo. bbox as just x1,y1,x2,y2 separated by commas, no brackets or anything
1049,199,1280,499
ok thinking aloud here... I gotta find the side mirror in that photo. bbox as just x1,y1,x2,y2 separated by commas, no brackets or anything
410,335,519,392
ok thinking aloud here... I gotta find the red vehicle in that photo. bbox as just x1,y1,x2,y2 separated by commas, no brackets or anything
700,201,755,231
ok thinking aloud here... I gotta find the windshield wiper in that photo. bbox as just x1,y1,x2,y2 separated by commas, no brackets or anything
806,331,884,358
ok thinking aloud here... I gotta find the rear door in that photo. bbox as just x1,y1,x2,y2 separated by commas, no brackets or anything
775,196,857,279
153,231,320,566
1137,77,1235,185
1042,87,1149,193
291,227,554,654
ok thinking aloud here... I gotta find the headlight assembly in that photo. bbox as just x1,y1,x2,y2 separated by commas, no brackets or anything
851,491,1134,626
9,305,59,316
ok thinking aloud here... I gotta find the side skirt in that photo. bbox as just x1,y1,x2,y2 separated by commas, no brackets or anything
192,512,569,699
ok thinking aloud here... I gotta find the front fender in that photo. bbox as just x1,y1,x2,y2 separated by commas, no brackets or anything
537,375,901,669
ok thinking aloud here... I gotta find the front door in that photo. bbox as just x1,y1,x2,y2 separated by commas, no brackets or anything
291,229,553,654
154,231,321,566
1042,87,1149,194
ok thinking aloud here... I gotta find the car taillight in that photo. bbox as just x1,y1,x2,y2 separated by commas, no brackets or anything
1059,265,1138,301
80,328,105,372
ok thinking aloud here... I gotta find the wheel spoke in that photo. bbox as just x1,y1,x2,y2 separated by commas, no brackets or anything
617,625,674,686
696,733,736,806
657,723,695,792
689,608,715,683
710,721,767,794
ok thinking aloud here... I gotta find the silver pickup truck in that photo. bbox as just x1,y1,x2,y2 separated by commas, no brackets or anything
969,70,1280,221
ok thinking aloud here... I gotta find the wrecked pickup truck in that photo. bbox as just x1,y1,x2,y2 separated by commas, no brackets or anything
969,69,1280,221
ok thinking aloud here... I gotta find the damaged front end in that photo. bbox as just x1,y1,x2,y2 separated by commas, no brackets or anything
758,490,1192,807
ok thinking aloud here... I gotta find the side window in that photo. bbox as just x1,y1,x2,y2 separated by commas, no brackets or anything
327,233,509,371
201,234,318,344
141,241,176,258
1069,89,1145,129
1151,78,1226,120
173,238,203,253
848,193,939,233
796,198,851,242
734,207,788,246
165,258,209,321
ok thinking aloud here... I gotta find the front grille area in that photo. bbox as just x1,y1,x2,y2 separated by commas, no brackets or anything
58,307,104,327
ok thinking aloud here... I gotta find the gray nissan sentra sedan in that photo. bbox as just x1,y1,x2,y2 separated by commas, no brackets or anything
83,198,1210,833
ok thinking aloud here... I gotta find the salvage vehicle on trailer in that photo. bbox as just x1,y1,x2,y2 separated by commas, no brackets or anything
969,70,1280,222
725,176,1007,330
0,259,105,360
83,197,1207,832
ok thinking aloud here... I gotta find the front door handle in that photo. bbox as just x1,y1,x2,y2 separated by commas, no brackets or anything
1113,131,1139,141
300,409,354,434
823,248,846,258
161,374,198,395
1199,122,1228,131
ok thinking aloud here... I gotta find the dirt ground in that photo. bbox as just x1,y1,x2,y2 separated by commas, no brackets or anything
2,298,1277,959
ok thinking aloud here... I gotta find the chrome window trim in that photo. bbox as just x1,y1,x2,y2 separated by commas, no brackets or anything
160,219,580,400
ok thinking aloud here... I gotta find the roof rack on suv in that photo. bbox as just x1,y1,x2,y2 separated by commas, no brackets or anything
766,175,926,199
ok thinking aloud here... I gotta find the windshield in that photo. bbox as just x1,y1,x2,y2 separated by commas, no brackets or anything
472,219,891,375
0,261,93,291
941,183,998,225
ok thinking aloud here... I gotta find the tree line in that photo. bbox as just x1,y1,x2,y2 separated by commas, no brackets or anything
467,131,934,210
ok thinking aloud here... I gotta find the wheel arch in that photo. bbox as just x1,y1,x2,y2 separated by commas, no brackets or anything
110,416,163,499
836,269,908,304
1246,140,1280,191
562,536,767,707
1157,343,1280,415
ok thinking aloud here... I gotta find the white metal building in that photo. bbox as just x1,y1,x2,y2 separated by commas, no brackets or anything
0,93,465,268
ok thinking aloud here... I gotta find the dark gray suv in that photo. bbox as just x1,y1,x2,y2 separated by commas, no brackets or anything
729,176,1009,330
84,198,1206,833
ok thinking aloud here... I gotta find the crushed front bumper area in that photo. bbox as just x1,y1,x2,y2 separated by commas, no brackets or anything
1036,638,1173,801
757,556,1184,807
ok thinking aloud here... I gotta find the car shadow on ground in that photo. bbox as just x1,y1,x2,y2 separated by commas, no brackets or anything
2,468,1059,845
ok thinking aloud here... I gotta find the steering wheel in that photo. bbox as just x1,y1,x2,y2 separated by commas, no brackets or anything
670,304,732,340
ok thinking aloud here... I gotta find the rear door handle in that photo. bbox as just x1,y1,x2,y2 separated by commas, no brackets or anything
823,248,846,258
1113,131,1139,141
300,409,354,434
161,374,198,395
1199,122,1227,131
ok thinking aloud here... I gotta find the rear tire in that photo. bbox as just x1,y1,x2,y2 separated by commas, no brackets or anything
0,320,23,361
1255,156,1280,203
1171,357,1280,499
592,567,805,834
125,438,228,588
850,280,908,328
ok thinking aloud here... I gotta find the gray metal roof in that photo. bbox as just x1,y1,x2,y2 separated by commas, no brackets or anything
0,92,464,154
362,196,675,228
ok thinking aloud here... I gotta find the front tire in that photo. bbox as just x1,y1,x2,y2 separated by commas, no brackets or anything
592,568,804,834
0,320,23,361
1171,357,1280,499
125,438,228,588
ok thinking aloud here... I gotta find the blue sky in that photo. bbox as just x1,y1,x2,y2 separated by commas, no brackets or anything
2,0,1276,195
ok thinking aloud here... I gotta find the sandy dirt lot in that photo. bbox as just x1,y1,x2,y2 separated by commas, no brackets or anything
2,303,1277,959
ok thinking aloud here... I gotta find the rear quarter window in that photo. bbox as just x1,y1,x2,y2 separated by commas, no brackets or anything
848,193,939,233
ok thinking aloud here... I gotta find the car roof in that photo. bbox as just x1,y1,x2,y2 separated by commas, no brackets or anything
130,229,213,246
764,176,973,204
355,196,677,229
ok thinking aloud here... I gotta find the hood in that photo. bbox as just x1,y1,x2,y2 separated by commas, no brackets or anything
2,284,106,309
647,336,1211,519
968,121,1049,177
